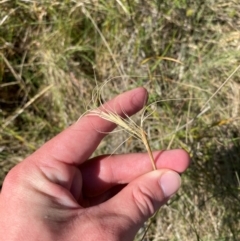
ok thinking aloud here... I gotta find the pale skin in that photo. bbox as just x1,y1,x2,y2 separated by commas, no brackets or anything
0,87,190,241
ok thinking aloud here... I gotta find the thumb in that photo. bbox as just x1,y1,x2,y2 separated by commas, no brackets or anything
101,170,181,237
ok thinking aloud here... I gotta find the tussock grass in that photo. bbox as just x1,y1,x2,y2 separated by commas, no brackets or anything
1,0,240,240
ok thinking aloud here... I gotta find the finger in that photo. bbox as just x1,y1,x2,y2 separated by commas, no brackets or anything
81,149,190,196
98,170,181,238
33,87,147,165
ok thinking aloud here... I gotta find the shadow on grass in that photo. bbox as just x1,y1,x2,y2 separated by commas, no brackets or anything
187,125,240,240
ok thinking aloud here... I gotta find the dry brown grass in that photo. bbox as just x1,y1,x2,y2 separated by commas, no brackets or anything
1,0,240,240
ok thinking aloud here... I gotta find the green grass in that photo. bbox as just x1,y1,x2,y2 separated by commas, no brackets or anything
1,0,240,240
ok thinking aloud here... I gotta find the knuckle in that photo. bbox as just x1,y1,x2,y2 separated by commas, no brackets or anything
132,185,155,218
3,164,21,187
2,161,27,192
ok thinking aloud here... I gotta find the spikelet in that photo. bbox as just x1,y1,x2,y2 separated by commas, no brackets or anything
90,107,157,170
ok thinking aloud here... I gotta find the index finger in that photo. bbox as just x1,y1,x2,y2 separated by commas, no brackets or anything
33,87,147,165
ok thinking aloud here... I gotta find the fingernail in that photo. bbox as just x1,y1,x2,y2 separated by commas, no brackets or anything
143,91,148,105
132,88,148,107
159,171,181,198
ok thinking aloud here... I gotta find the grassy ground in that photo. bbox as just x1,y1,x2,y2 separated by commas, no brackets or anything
1,0,240,240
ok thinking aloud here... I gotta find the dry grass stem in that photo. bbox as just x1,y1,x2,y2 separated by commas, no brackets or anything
2,1,240,240
2,84,53,129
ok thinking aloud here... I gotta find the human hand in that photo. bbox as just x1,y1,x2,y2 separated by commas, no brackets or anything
0,87,190,241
